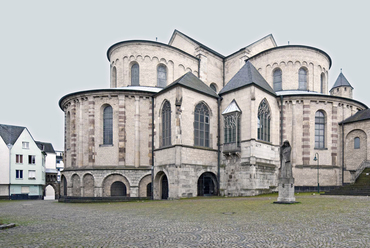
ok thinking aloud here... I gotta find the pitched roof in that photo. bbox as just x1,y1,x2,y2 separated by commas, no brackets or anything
331,72,353,90
156,72,219,98
340,109,370,125
170,30,225,58
222,99,241,115
35,141,56,154
0,124,26,146
219,61,276,95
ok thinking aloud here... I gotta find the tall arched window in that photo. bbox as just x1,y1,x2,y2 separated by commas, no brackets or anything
320,73,325,93
131,63,140,86
194,102,210,147
354,137,360,149
273,68,282,91
162,101,171,147
257,99,271,142
103,105,113,145
315,110,325,148
111,66,117,88
157,65,167,87
298,68,307,90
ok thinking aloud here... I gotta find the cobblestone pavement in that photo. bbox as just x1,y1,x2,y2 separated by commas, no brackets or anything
1,194,370,247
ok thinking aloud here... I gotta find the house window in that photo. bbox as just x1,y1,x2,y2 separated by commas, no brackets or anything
28,170,36,179
16,154,23,164
194,102,210,147
103,105,113,145
162,101,171,147
354,137,360,149
131,63,140,86
28,155,36,164
224,114,240,144
257,99,271,142
157,65,167,87
298,68,308,90
22,142,29,149
16,170,23,179
273,68,282,91
315,111,325,148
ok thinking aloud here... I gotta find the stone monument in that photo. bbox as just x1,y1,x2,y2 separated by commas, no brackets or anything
275,140,296,203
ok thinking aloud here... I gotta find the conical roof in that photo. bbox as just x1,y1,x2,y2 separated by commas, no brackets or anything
331,72,353,91
219,61,275,95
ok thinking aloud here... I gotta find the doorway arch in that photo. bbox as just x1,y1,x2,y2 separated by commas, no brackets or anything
197,172,218,196
111,181,127,196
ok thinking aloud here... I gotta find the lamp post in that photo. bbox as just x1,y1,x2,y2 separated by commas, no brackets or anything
313,153,319,193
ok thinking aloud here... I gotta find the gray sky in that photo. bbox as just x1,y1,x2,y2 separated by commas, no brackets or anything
1,0,369,150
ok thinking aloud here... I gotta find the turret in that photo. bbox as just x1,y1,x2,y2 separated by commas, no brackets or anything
330,71,353,98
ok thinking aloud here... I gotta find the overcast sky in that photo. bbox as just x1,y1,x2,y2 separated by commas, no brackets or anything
1,0,369,150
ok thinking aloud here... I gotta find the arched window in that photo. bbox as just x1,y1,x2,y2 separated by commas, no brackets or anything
162,101,171,147
131,63,140,86
354,137,360,149
210,83,217,92
157,65,167,87
103,105,113,145
298,68,307,90
257,99,271,142
194,102,210,147
273,68,282,91
111,66,117,88
320,73,325,93
315,111,325,148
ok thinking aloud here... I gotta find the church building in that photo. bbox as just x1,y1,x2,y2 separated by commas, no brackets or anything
59,30,370,199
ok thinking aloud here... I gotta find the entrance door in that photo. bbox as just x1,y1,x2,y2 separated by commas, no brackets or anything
111,181,127,196
161,175,168,199
198,172,217,196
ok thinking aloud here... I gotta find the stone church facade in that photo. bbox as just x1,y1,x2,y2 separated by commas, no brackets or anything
59,30,370,199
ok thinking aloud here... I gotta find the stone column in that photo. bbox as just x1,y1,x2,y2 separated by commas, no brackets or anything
134,96,140,167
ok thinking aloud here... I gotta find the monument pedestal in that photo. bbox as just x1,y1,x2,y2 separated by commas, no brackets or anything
275,178,296,203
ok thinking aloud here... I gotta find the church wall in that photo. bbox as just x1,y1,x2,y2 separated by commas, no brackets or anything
249,47,330,93
281,94,366,186
330,87,353,99
109,42,199,88
342,120,370,183
196,49,224,93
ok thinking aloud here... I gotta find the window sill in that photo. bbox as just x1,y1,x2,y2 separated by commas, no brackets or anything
314,148,328,150
28,178,36,180
99,144,114,147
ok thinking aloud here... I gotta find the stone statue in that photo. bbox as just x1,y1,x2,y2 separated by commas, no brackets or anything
279,140,292,178
275,140,296,203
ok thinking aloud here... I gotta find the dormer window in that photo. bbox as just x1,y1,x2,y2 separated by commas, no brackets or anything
22,142,29,149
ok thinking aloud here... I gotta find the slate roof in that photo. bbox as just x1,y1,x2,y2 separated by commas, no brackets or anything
331,72,353,90
340,109,370,124
35,141,56,154
219,61,276,95
157,72,219,98
0,124,26,146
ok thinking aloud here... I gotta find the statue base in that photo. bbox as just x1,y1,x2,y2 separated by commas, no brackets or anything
275,177,296,203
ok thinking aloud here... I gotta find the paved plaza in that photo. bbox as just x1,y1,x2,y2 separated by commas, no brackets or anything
1,194,370,247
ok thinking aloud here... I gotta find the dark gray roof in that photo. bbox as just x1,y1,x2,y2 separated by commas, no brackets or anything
340,109,370,125
331,72,353,90
0,124,26,146
171,30,225,58
156,72,219,98
219,61,276,95
35,141,56,154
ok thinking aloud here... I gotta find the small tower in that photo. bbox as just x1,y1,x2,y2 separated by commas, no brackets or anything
329,71,353,98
